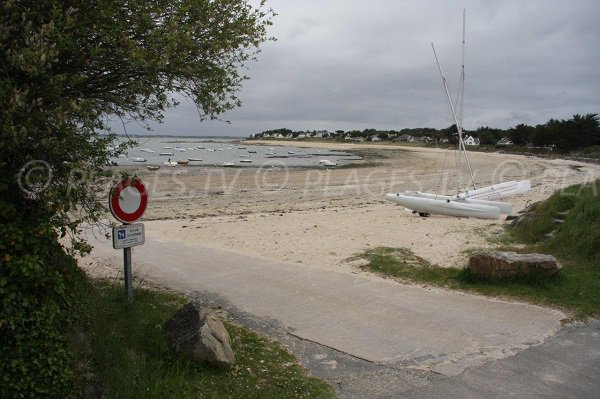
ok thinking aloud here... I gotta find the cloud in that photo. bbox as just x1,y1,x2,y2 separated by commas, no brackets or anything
111,0,600,136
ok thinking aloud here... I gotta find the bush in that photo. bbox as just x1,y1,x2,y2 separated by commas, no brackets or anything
0,200,87,398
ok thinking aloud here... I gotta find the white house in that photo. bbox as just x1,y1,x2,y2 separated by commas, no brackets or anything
497,137,514,145
463,135,480,146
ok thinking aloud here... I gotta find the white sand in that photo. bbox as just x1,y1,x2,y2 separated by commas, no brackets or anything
120,142,599,273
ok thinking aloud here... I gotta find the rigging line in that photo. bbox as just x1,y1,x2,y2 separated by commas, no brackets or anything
436,145,451,199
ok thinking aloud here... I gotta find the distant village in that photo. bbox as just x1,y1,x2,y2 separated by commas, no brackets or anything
249,114,599,155
249,127,512,147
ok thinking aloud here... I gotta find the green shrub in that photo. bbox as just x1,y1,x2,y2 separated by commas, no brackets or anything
0,201,86,398
510,179,600,260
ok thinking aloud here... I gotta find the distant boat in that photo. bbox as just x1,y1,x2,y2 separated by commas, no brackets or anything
177,160,189,165
207,148,215,152
164,161,177,167
238,146,247,149
248,150,257,153
239,159,252,163
176,148,187,152
222,161,235,167
287,151,295,155
196,146,205,149
159,152,173,156
132,157,147,162
140,148,155,153
266,152,275,155
321,160,337,167
188,158,202,162
147,164,160,170
163,146,172,149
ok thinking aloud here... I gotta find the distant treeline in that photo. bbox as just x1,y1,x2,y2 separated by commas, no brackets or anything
250,113,600,154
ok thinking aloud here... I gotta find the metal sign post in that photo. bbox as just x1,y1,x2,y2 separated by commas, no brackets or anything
109,178,148,304
123,242,133,304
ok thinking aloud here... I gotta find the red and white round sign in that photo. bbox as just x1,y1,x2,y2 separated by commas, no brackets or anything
109,178,148,223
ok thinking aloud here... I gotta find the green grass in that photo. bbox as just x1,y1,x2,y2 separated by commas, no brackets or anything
81,281,334,398
352,180,600,319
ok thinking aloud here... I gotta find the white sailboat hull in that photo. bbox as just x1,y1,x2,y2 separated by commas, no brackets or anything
457,180,531,200
385,192,503,220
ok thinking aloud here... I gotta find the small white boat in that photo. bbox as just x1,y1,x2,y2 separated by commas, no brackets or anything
238,146,247,149
218,148,225,151
287,151,295,155
384,191,514,219
321,161,337,167
176,148,187,152
385,13,530,220
159,152,173,156
132,157,147,162
164,161,177,167
188,158,203,162
177,160,189,165
139,148,155,153
206,148,215,152
147,164,160,170
196,146,205,149
266,152,275,155
239,159,252,163
222,161,235,167
163,146,172,149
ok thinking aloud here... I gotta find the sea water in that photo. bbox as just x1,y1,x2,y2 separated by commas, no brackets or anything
110,136,361,167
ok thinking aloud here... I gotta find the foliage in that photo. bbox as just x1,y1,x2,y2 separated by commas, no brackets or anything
509,179,600,261
1,0,274,243
85,281,334,398
0,201,88,398
1,1,273,397
508,123,535,146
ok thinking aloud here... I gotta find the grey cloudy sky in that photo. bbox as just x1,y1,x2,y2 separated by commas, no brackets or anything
115,0,600,137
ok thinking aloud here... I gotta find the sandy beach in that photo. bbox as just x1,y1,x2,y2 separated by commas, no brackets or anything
99,141,600,274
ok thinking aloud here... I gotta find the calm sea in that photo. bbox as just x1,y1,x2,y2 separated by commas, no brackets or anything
111,137,360,167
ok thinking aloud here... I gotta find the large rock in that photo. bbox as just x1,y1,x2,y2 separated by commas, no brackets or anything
468,251,562,278
164,302,235,367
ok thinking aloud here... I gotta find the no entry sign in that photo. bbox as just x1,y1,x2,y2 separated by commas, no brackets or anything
109,178,148,224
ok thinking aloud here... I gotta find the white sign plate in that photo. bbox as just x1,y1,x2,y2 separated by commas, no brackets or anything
112,223,145,249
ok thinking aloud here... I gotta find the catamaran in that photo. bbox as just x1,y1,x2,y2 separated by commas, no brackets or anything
385,10,530,219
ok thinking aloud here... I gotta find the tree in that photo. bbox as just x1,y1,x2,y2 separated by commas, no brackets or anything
508,124,534,146
1,1,273,396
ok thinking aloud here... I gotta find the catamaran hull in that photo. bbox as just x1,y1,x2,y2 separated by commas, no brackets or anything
457,180,531,200
385,192,501,220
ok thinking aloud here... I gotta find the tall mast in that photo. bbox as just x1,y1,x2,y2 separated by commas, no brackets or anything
431,43,463,194
458,9,477,191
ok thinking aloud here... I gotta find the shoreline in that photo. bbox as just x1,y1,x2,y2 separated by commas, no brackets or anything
90,142,600,274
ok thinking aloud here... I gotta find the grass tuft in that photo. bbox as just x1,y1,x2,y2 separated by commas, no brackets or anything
82,281,334,398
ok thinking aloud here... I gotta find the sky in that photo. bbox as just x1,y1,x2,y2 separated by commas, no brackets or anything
112,0,600,137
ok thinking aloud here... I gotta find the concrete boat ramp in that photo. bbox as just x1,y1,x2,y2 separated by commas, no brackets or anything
88,232,599,398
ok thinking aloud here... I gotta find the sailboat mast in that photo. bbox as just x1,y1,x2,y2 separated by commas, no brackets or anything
432,43,464,194
457,9,478,191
